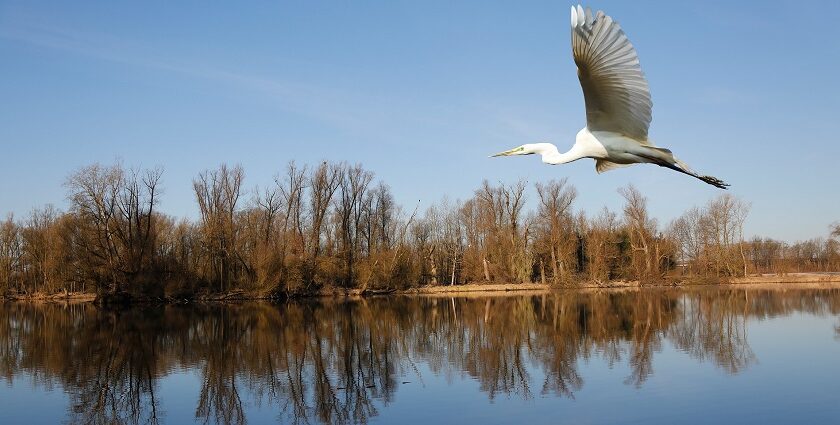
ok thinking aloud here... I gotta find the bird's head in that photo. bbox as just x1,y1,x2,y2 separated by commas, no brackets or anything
490,144,534,157
490,143,553,158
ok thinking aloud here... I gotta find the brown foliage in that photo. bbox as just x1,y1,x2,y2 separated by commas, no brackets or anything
1,160,835,298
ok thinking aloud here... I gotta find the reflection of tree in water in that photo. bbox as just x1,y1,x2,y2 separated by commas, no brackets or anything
7,306,165,425
669,291,756,374
1,288,839,424
192,309,247,425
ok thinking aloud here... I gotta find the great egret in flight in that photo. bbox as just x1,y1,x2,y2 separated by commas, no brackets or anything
492,5,729,189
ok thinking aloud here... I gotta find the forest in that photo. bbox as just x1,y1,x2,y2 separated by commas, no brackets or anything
1,160,839,299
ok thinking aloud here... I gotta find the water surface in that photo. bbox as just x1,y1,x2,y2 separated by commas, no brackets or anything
2,287,840,424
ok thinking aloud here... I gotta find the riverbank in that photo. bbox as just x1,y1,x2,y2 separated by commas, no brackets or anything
2,292,97,303
4,273,840,303
399,273,840,295
729,272,840,284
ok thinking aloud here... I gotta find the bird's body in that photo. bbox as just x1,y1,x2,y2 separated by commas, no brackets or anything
536,128,670,168
492,5,729,189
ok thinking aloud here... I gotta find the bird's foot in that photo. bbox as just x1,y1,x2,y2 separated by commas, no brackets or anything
700,175,730,190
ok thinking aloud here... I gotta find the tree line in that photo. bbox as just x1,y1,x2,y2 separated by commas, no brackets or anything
1,160,838,298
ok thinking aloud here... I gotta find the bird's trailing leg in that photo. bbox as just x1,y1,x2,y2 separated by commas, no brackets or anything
637,151,730,189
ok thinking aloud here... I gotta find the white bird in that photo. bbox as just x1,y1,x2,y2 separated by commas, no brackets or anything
492,5,728,189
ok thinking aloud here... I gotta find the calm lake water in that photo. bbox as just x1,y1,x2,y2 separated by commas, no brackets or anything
2,287,840,424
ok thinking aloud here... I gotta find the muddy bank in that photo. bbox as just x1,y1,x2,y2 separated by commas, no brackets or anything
4,273,840,303
3,292,97,303
729,273,840,284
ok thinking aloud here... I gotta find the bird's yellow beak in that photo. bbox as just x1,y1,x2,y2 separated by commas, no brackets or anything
489,146,524,158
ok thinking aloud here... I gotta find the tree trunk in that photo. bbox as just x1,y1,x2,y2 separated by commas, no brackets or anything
540,258,546,285
428,246,438,286
450,254,457,286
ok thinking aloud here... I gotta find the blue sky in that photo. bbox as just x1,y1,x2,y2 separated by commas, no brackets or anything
1,1,838,242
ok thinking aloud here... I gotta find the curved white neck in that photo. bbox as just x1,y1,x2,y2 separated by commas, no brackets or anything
535,143,583,165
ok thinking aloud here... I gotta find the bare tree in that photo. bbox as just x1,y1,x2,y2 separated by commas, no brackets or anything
0,215,22,293
412,205,438,285
306,162,342,287
669,207,705,274
704,194,750,276
277,162,307,256
193,164,244,292
619,185,661,281
241,183,283,290
585,207,618,283
20,205,60,293
535,179,578,284
66,162,162,296
335,164,373,288
501,180,530,282
471,180,530,282
116,167,163,285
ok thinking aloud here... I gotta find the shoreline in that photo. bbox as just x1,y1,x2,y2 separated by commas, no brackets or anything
4,273,840,303
396,273,840,296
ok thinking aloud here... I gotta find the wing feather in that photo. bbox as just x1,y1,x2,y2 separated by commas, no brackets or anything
572,6,652,141
595,159,633,174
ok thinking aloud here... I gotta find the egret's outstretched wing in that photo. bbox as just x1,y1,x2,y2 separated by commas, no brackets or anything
571,5,652,141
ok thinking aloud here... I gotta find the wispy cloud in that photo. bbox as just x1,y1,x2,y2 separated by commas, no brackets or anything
0,23,411,136
471,99,577,145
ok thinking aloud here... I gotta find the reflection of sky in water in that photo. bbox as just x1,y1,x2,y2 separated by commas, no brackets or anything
373,315,840,425
1,289,839,424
